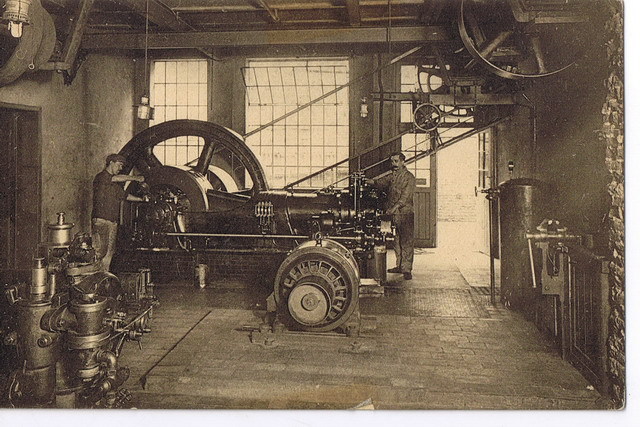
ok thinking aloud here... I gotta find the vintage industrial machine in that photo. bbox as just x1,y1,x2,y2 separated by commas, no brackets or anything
1,213,156,408
115,119,391,333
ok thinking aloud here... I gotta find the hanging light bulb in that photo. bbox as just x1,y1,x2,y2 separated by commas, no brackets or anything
360,97,368,118
2,0,33,38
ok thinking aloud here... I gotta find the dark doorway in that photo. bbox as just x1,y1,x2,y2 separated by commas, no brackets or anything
0,104,41,282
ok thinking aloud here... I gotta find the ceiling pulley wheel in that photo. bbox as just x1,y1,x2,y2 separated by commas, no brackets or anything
413,103,442,132
457,0,589,79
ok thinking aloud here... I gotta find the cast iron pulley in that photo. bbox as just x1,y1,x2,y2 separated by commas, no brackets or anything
274,240,360,332
458,0,588,79
413,103,442,132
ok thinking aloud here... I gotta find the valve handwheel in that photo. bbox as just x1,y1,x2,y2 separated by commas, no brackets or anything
413,103,442,132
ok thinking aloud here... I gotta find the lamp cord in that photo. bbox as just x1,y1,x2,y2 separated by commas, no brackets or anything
387,0,391,54
144,0,150,95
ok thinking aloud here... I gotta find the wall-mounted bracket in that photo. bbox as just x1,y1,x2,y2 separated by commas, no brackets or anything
39,0,95,77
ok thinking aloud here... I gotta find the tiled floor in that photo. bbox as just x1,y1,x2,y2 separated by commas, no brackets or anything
117,249,609,410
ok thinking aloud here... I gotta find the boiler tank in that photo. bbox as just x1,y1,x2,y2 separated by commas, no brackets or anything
498,178,547,316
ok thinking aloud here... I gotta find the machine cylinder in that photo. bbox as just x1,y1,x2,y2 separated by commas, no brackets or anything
48,212,74,245
68,297,109,336
16,300,60,369
30,257,48,299
373,244,387,285
498,178,546,316
16,365,57,405
364,244,387,284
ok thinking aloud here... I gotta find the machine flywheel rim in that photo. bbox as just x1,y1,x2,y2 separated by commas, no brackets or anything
118,119,269,196
457,0,577,80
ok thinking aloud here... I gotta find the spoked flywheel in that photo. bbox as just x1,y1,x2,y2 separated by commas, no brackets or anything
119,119,268,197
119,119,268,211
117,120,269,245
458,0,589,79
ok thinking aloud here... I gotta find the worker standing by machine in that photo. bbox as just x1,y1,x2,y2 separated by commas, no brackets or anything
92,154,147,272
371,153,416,281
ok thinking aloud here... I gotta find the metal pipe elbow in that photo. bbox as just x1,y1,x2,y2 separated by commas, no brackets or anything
96,350,118,380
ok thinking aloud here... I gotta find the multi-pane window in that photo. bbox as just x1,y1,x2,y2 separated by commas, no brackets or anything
150,59,208,166
243,58,349,188
399,64,475,187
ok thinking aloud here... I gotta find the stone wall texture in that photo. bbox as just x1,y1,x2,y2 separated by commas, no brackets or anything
602,1,624,407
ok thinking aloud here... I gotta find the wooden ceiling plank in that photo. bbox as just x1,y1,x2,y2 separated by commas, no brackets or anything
420,0,446,24
258,0,280,22
346,0,362,26
115,0,217,60
116,0,193,31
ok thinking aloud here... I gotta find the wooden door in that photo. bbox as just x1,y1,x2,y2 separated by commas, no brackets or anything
0,110,16,272
0,106,41,279
413,154,436,247
475,131,492,254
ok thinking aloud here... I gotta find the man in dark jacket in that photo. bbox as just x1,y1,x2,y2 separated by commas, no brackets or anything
92,153,147,272
372,153,416,280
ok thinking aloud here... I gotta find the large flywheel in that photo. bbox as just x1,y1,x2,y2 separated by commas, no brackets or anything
273,240,360,332
117,120,269,246
119,119,268,195
458,0,589,79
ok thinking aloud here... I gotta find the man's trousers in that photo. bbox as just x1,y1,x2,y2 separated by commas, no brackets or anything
393,212,414,273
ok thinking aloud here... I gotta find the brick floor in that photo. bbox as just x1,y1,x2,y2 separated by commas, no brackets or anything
117,250,611,410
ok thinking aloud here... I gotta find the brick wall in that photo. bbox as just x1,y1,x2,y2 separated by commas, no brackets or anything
437,194,476,222
437,134,478,223
602,2,624,407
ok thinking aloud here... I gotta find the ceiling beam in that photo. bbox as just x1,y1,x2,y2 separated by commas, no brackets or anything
345,0,362,26
420,0,446,24
81,26,450,49
115,0,216,60
40,0,95,71
117,0,193,31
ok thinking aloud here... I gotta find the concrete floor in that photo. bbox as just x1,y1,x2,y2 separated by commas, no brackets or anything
117,249,608,410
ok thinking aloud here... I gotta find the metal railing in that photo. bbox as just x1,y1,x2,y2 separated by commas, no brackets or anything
284,115,510,190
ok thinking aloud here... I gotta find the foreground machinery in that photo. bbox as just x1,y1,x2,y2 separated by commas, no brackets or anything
116,119,391,333
1,213,156,408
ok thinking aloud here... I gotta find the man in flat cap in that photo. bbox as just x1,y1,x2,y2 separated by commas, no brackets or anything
370,152,416,281
92,153,147,272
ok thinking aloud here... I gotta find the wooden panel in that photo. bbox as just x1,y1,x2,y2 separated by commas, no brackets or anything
0,110,16,270
564,251,610,393
0,108,41,274
15,111,41,267
414,188,435,247
414,153,436,248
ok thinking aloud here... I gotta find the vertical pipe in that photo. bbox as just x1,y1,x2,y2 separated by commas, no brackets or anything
528,238,537,289
377,54,384,145
488,194,496,305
